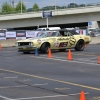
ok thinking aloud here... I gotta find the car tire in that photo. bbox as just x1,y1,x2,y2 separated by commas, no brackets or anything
40,43,50,53
74,40,84,51
59,49,66,52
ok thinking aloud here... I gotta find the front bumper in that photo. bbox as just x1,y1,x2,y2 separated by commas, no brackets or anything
17,46,38,52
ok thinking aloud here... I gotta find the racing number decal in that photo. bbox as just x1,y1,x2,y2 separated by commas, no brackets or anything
59,42,68,47
57,36,76,47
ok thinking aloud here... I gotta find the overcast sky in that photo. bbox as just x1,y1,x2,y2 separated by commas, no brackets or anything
0,0,100,8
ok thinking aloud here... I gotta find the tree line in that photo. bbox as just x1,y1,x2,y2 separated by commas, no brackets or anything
0,1,100,14
1,1,40,14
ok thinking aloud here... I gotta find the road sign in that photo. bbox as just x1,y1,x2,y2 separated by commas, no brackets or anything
88,22,92,26
42,11,52,18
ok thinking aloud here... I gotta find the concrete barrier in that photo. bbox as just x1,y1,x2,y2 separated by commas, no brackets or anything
0,39,17,47
0,37,100,47
90,37,100,44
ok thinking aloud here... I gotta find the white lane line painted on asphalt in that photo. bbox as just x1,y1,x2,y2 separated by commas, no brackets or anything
31,56,100,66
3,76,18,79
21,79,31,81
38,55,97,63
69,92,89,96
10,92,89,100
0,83,48,89
0,85,27,88
0,95,11,100
77,57,97,60
75,59,96,62
31,83,48,86
0,73,5,75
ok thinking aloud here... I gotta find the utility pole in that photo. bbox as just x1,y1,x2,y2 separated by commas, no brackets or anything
10,0,11,6
12,0,14,7
21,0,22,13
55,0,56,10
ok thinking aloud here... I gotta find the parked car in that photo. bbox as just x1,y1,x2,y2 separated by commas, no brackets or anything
36,27,61,31
87,28,96,36
90,29,100,37
16,29,91,54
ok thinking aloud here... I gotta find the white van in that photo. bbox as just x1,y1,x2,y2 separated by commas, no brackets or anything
36,27,61,31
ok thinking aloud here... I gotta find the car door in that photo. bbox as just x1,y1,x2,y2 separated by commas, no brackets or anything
58,30,77,48
57,31,70,49
66,31,76,48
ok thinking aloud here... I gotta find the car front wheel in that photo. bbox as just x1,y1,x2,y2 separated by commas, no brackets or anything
75,40,84,51
40,43,50,53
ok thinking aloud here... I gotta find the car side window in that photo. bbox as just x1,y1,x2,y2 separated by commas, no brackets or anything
63,31,73,36
67,32,73,36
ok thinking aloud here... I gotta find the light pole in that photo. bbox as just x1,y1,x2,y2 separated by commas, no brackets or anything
55,0,56,10
12,0,14,7
21,0,22,13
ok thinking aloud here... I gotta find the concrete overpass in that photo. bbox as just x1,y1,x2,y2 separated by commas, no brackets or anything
0,6,100,29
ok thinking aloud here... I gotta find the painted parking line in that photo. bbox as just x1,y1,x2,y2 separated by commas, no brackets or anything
75,59,97,62
0,83,48,89
57,51,97,56
0,68,100,91
0,76,18,79
55,87,70,90
0,95,10,100
30,56,99,66
9,92,89,100
3,76,18,79
39,55,97,63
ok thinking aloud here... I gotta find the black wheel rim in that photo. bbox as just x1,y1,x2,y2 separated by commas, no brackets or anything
78,42,84,49
45,44,50,52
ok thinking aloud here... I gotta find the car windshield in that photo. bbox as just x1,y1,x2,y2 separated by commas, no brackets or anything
38,31,60,37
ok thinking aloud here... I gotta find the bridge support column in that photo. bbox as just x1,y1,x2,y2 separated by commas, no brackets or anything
91,21,100,29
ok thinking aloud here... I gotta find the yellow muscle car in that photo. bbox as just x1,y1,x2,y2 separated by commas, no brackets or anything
16,29,91,53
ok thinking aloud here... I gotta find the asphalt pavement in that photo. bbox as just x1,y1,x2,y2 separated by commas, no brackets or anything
0,44,100,100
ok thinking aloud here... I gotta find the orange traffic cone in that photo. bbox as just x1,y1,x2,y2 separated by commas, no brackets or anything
98,55,100,64
48,48,52,58
67,49,73,60
80,91,86,100
0,44,2,50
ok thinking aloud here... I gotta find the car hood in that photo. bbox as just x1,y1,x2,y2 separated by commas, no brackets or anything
17,37,48,42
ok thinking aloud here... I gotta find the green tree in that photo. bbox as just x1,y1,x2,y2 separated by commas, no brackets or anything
68,3,78,8
1,2,15,14
79,4,86,7
33,3,39,11
15,0,26,13
87,4,93,6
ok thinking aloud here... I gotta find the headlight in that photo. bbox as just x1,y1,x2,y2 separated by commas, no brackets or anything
16,42,18,46
18,43,20,46
29,43,31,45
31,42,34,46
30,42,34,46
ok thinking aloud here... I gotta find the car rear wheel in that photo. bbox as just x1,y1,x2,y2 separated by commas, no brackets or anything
40,43,50,53
75,40,84,51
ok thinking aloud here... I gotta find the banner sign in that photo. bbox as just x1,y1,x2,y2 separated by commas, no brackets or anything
6,31,16,38
76,29,87,35
16,37,26,40
16,31,26,37
0,30,88,40
26,31,38,37
0,30,6,40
